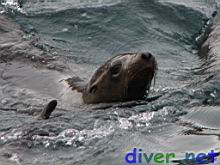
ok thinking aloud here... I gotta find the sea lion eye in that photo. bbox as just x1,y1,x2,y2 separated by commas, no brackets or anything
110,61,122,77
88,85,97,93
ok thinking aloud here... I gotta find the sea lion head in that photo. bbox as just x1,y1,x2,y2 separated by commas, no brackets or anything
82,52,157,104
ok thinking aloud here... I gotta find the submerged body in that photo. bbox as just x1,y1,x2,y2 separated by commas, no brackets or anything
67,52,157,104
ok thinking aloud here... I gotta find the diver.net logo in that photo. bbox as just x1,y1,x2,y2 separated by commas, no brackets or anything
124,148,216,164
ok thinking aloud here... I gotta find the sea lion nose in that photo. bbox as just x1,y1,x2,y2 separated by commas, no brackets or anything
141,53,152,60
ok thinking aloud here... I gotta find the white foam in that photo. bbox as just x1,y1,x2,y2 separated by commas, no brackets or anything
1,0,26,14
32,125,114,148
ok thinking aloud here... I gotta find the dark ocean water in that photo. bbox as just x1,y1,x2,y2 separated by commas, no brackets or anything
1,0,220,165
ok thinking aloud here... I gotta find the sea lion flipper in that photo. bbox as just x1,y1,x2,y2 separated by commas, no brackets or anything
66,76,86,93
38,100,57,120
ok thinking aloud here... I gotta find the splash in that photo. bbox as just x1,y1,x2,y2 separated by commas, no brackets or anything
1,0,26,14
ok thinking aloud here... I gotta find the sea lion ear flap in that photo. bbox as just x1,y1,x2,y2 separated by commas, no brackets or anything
65,76,87,93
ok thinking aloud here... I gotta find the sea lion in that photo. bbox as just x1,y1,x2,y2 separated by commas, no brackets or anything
66,52,157,104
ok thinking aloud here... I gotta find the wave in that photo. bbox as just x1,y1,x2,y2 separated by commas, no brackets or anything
159,0,219,16
1,2,220,165
10,0,124,15
198,12,220,74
